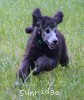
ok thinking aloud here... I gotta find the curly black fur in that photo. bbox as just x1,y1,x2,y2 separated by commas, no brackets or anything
16,8,69,82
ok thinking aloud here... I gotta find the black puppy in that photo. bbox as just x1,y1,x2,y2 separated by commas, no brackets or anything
16,8,69,82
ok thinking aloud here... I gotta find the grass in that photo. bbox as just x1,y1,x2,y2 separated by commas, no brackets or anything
0,0,84,100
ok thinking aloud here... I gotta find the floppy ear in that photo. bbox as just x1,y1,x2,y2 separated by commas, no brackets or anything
32,8,42,27
25,27,33,34
53,11,64,24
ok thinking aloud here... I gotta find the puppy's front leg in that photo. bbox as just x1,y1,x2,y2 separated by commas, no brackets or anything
16,57,31,82
33,56,58,75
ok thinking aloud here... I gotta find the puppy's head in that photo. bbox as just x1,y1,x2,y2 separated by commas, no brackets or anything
32,8,64,49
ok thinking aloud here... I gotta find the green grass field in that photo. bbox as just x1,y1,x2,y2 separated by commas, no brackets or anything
0,0,84,100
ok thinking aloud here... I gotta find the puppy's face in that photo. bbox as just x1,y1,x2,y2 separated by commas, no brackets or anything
41,17,58,49
32,8,63,49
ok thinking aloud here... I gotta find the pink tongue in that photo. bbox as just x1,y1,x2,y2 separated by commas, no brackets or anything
49,44,56,49
51,44,55,47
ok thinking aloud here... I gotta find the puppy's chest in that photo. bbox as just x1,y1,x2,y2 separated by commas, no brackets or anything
37,45,58,58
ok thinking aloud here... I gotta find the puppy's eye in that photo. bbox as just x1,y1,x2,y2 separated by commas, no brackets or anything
37,21,41,28
45,28,50,33
37,23,40,28
54,29,57,33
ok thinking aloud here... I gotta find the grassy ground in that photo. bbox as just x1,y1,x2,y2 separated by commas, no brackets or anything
0,0,84,100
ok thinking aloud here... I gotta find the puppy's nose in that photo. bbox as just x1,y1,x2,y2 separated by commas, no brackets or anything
53,40,58,44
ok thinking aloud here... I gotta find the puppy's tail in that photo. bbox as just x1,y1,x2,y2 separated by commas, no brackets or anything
25,27,33,34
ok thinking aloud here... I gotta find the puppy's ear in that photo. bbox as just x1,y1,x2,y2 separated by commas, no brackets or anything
32,8,42,27
53,11,64,24
25,27,33,34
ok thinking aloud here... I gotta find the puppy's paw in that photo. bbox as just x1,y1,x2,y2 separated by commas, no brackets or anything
32,67,40,75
